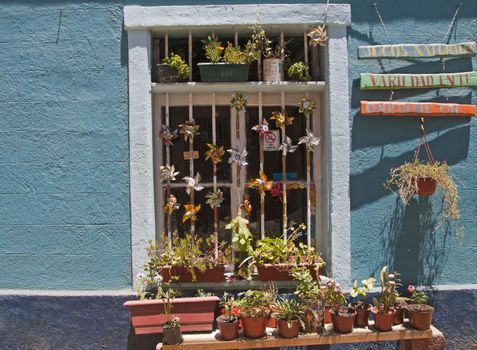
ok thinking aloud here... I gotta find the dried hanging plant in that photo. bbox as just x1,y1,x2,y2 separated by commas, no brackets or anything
231,92,247,112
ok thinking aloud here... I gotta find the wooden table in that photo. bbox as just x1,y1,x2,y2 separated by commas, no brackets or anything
157,322,444,350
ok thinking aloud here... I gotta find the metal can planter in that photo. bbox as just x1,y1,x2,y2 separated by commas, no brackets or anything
198,63,250,82
155,64,180,83
263,58,284,82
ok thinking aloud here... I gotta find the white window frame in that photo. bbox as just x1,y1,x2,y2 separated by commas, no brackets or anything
124,3,351,288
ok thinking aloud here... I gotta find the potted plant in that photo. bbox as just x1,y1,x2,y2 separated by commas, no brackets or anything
156,53,190,83
406,285,434,330
371,266,398,332
349,277,375,327
386,160,459,222
217,293,240,340
161,289,183,345
250,223,324,281
292,266,324,333
287,61,310,81
327,280,355,334
273,298,304,338
238,289,273,338
198,34,258,82
155,233,233,282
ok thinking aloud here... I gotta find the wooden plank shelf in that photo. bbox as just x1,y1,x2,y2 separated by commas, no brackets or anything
157,322,438,350
151,81,326,94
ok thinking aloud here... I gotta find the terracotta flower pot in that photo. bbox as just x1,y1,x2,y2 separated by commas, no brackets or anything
354,307,370,327
324,305,332,324
257,263,319,281
217,316,239,340
417,177,437,196
372,308,396,332
277,319,300,338
407,305,434,330
393,306,405,325
267,315,277,328
330,308,356,334
241,315,268,338
163,326,183,345
159,265,225,283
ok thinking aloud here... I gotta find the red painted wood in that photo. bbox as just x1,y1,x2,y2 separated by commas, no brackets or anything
134,323,212,335
361,101,476,117
132,313,215,327
159,265,225,282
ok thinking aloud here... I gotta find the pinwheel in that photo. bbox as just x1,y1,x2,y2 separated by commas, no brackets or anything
182,204,201,223
270,111,294,129
227,148,248,167
158,124,178,146
160,165,179,182
298,129,321,151
230,92,247,112
278,136,298,156
205,189,224,209
248,171,273,196
299,98,316,115
251,119,270,138
271,182,284,202
178,120,200,142
182,173,204,195
240,198,252,219
204,144,225,163
307,26,328,47
163,194,180,215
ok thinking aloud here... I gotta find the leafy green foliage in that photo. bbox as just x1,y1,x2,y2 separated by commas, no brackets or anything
292,266,321,302
273,297,305,328
287,62,310,81
226,215,253,254
350,278,375,309
322,279,347,312
161,53,190,79
220,293,239,322
238,289,274,317
202,34,224,63
223,42,259,64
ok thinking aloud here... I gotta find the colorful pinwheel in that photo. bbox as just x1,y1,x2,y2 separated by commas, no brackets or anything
205,189,224,209
178,120,200,142
278,136,298,156
182,204,201,223
251,119,270,138
298,129,321,151
227,148,248,167
163,194,180,215
158,124,178,146
271,182,284,202
230,92,247,112
307,26,328,47
270,111,294,129
160,165,179,182
248,171,273,196
182,173,204,195
204,144,225,163
240,198,252,218
299,98,316,115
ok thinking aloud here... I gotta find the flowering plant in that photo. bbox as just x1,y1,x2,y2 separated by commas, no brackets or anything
407,285,428,311
202,34,224,63
372,266,398,315
323,279,347,312
350,277,375,309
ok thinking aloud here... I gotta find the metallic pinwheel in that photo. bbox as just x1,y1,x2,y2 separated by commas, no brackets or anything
163,194,180,215
240,198,252,218
270,111,294,129
307,26,328,47
182,204,201,223
178,120,200,142
248,171,273,196
160,165,179,182
182,173,204,195
278,136,298,156
251,119,270,138
230,92,247,112
158,124,178,146
205,189,224,209
299,98,316,115
227,148,248,167
298,129,321,152
204,144,225,163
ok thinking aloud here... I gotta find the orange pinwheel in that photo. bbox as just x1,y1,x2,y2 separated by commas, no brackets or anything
248,171,273,196
163,194,180,215
240,198,252,218
204,144,225,163
270,111,294,129
182,204,201,223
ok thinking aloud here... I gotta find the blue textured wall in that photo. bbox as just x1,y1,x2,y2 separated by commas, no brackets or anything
0,2,131,289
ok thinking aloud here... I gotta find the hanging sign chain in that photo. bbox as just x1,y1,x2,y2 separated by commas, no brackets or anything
414,118,435,165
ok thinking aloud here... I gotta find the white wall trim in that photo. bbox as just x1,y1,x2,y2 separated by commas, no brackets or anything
124,4,351,31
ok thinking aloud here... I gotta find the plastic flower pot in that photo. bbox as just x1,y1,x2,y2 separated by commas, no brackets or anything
354,307,370,328
240,315,268,338
217,316,239,340
163,326,183,345
155,64,180,83
417,177,437,196
372,308,396,332
198,63,250,82
330,308,356,334
277,319,300,338
407,304,434,330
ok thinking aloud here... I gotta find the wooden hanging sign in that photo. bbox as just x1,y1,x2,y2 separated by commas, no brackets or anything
360,71,477,90
361,101,476,117
183,150,199,160
358,42,477,59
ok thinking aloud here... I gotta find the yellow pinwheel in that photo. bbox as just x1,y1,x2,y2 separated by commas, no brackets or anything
248,171,273,196
178,120,200,142
270,111,294,129
205,189,224,209
240,198,252,218
182,204,201,223
204,144,225,163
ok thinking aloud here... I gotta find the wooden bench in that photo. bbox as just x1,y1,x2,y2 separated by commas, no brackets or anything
157,322,444,350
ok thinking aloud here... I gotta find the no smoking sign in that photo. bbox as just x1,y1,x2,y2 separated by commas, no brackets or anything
263,130,280,151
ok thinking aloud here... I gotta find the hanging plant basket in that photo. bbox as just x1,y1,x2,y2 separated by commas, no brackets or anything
416,177,437,196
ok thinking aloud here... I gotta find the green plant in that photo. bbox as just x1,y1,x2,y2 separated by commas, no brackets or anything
220,293,239,322
202,34,224,63
163,316,181,329
350,278,375,309
161,53,190,80
372,266,398,315
223,42,259,64
292,266,321,302
226,215,253,254
273,298,305,328
195,289,216,297
238,289,273,317
249,24,289,60
323,279,347,312
287,62,310,81
407,285,428,311
386,160,459,221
